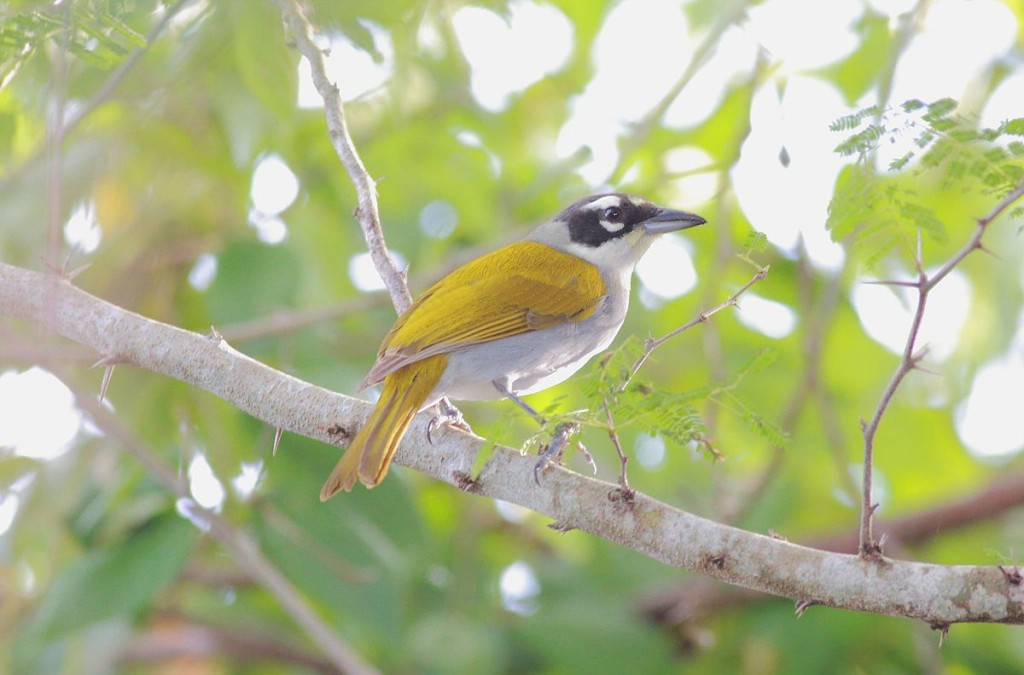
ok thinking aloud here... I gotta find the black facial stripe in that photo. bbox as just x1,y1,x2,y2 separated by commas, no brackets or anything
556,193,660,247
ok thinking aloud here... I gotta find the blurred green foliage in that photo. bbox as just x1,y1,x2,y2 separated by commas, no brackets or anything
1,0,1023,673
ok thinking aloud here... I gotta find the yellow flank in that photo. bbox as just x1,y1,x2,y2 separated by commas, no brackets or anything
363,241,606,387
319,354,447,499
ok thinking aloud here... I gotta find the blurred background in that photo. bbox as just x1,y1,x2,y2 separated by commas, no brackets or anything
1,0,1023,672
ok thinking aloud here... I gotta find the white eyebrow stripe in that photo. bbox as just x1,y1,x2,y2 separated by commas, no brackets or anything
586,195,623,211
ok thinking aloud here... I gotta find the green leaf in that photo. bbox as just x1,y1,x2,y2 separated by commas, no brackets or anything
833,123,884,156
736,348,779,379
829,105,880,132
723,393,791,448
30,511,194,638
1003,118,1024,136
744,229,769,252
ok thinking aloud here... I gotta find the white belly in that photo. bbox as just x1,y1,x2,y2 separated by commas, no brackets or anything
427,291,628,405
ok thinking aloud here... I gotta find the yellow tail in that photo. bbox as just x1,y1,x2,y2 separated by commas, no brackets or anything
320,355,446,500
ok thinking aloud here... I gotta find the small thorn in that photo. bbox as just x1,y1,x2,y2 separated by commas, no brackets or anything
930,622,950,646
910,345,930,363
794,599,814,617
208,326,224,341
67,262,92,280
98,364,115,403
91,355,120,369
273,427,284,456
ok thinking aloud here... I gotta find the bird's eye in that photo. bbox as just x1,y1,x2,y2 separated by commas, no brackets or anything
604,207,622,221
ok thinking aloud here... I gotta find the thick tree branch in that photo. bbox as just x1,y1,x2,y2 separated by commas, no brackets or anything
2,261,1021,626
642,470,1024,628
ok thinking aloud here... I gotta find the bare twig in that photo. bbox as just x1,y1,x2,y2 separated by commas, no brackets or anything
858,178,1024,558
601,398,631,491
622,265,769,392
68,388,378,675
272,0,412,314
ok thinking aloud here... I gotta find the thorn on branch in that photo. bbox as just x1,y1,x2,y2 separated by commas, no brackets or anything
66,262,92,280
794,599,816,618
273,427,284,456
975,242,1001,260
930,622,951,646
98,363,115,403
998,565,1023,586
910,345,930,365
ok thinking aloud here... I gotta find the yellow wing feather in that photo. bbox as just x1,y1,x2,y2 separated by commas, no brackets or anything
361,241,605,387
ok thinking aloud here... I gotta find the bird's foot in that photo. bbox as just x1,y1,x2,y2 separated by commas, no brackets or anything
533,422,582,485
427,397,471,444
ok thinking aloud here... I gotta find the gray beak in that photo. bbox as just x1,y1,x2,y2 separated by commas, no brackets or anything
640,208,707,234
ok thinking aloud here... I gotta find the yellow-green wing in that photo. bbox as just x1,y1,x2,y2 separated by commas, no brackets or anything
362,241,606,386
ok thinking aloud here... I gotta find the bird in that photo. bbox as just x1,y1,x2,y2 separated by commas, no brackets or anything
320,193,706,500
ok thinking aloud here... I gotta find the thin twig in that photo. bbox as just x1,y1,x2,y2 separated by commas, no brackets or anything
68,387,378,675
621,265,769,392
601,397,631,491
272,0,412,314
857,178,1024,558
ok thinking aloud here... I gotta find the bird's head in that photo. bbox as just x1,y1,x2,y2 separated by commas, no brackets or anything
531,193,706,278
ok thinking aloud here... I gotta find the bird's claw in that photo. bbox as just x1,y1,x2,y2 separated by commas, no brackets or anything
533,422,581,486
428,397,471,444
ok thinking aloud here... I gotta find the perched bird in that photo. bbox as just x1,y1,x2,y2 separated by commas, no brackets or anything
321,193,705,499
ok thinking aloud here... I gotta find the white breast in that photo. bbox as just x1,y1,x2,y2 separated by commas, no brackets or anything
427,279,630,405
